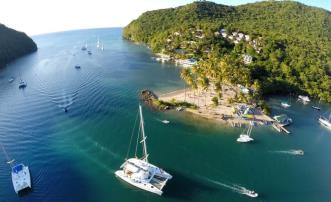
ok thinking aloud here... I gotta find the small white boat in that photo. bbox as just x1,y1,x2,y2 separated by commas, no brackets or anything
115,105,172,195
298,95,310,104
101,44,104,51
281,102,291,108
312,106,321,111
8,77,15,83
18,80,27,89
237,124,254,143
291,149,304,155
242,189,258,198
162,120,170,124
11,163,31,193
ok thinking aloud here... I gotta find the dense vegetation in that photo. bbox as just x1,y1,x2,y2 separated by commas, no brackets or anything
123,1,331,102
0,24,37,67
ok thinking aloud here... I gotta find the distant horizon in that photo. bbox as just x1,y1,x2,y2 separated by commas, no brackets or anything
1,0,330,36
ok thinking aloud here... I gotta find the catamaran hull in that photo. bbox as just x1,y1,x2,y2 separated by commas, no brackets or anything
12,166,31,193
115,170,163,195
319,118,331,130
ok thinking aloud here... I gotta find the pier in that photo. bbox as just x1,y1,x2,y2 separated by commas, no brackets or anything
272,123,291,134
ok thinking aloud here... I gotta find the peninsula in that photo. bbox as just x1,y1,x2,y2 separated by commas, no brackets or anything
0,24,37,68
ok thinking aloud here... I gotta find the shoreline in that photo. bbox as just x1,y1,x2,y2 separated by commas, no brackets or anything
158,87,274,127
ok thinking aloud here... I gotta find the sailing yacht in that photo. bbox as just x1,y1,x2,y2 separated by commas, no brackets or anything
1,146,31,193
18,80,27,89
11,163,31,193
97,38,100,49
237,124,254,143
115,105,172,195
81,43,87,51
298,95,310,104
319,112,331,130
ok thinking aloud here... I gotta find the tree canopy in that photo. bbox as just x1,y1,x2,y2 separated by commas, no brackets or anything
0,24,37,67
123,1,331,102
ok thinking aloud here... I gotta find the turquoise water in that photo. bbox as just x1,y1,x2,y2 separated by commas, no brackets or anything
0,28,330,202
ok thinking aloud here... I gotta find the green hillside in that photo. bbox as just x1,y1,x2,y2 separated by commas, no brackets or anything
123,1,331,102
0,24,37,67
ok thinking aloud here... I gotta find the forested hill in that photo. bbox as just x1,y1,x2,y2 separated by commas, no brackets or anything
123,1,331,102
0,24,37,67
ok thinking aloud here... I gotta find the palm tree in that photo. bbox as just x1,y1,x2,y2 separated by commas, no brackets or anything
180,68,191,101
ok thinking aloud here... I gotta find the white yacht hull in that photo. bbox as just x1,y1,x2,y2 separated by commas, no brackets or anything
319,118,331,129
237,134,254,143
11,165,31,193
115,170,163,195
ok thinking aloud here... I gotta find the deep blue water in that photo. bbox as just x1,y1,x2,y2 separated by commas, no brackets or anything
0,28,330,202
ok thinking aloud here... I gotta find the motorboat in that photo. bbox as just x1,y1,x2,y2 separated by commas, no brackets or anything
88,51,92,55
281,102,291,108
312,106,321,110
115,105,172,195
162,120,170,124
242,189,258,198
75,65,81,69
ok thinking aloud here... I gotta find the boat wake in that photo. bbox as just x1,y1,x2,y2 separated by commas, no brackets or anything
198,176,256,196
271,150,304,156
51,91,78,110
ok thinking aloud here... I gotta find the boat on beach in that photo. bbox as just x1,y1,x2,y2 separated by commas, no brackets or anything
115,105,172,195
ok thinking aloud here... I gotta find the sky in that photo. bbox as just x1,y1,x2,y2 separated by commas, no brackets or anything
0,0,330,36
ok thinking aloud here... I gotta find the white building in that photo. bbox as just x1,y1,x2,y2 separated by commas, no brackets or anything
245,35,250,41
243,54,253,64
221,32,228,38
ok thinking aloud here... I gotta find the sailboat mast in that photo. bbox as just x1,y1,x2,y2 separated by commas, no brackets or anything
139,105,149,162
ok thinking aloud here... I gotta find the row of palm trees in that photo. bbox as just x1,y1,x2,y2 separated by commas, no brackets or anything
180,54,259,107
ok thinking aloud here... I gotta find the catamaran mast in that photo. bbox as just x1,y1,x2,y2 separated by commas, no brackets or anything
139,105,149,162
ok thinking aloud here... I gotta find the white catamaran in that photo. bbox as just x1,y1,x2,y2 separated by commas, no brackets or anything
319,112,331,130
115,105,172,195
1,145,31,193
237,124,254,143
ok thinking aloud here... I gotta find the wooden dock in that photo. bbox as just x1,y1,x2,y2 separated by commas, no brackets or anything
272,123,291,134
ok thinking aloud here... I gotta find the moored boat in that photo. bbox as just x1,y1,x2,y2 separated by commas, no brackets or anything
115,105,172,195
298,95,310,104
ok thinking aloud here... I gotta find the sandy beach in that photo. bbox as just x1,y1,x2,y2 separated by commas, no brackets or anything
158,86,274,126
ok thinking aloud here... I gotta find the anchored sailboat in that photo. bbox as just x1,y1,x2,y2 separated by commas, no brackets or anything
1,144,31,193
237,124,254,143
97,37,100,49
115,105,172,195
